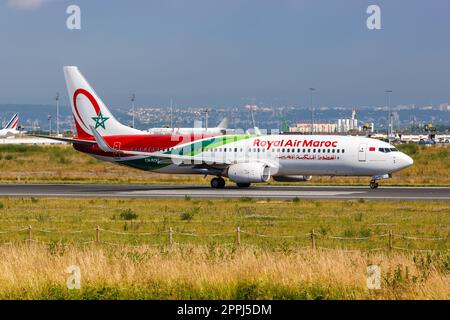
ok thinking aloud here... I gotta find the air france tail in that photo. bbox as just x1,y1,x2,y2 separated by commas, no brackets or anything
63,66,141,139
4,113,18,130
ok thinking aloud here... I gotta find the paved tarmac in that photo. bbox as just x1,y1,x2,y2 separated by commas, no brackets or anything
0,184,448,200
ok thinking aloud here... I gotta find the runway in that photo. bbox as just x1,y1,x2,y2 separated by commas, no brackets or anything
0,184,448,200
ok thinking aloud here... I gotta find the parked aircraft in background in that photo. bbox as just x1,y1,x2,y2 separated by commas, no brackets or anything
37,67,413,189
147,118,231,135
0,113,23,138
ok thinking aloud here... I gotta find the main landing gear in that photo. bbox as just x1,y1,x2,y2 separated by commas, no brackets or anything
369,180,379,189
211,177,226,189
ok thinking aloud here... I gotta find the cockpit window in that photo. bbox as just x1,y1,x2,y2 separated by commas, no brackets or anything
379,147,399,153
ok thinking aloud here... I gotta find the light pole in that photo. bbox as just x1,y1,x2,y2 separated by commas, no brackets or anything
170,98,173,129
385,90,393,144
203,108,210,130
130,93,136,128
309,88,316,135
48,115,52,135
55,92,60,135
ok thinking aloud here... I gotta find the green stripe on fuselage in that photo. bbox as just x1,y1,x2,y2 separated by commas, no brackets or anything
120,134,255,171
172,135,253,157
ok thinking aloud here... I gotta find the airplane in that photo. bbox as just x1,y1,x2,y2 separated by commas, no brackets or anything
36,66,413,189
147,117,231,135
0,113,22,138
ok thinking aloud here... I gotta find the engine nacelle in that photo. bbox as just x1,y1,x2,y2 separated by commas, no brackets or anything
272,175,312,182
227,162,271,183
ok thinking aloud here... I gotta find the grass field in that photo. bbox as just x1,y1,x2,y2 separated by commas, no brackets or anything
0,198,448,250
0,197,448,299
0,143,448,186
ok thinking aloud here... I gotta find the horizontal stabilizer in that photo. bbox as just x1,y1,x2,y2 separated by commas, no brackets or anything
28,134,96,145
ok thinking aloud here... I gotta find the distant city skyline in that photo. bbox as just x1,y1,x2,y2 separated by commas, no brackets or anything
1,102,449,133
1,0,450,108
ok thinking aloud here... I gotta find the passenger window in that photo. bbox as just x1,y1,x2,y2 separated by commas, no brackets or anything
342,149,345,153
337,149,340,153
332,149,335,153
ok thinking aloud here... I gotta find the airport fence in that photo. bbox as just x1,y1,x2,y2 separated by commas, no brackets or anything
0,225,448,252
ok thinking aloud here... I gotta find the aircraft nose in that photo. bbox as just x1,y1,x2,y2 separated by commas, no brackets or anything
401,153,414,168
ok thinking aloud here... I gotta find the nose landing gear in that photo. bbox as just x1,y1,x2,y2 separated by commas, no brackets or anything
211,177,226,189
369,174,391,189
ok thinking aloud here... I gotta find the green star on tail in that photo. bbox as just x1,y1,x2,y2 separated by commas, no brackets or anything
92,111,109,129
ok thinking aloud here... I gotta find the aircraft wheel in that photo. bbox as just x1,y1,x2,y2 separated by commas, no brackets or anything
369,181,379,189
236,182,251,188
211,177,225,189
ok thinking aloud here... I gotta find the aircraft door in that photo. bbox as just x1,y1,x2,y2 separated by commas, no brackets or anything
113,142,121,159
358,143,367,162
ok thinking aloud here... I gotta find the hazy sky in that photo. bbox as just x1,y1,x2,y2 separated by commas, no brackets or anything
1,0,450,108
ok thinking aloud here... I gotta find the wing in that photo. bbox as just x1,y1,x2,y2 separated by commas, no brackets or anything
28,134,96,145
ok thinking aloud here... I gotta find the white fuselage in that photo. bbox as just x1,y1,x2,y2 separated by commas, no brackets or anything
0,128,21,138
136,134,414,177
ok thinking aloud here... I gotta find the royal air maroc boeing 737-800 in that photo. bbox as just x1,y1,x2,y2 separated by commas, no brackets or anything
37,66,413,189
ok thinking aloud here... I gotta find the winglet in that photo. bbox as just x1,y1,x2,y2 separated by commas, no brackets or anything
89,125,116,153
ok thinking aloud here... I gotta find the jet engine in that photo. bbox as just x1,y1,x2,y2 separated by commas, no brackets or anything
227,162,271,183
272,175,312,182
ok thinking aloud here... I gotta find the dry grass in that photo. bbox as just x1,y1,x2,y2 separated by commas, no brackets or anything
0,244,447,299
0,143,448,185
